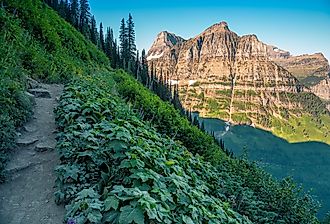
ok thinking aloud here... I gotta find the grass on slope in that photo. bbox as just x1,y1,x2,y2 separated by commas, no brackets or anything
54,73,251,223
180,85,330,144
0,0,108,181
111,70,320,223
0,0,321,222
271,114,330,144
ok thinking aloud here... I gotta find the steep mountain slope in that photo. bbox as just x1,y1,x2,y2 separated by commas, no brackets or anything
147,31,185,60
267,47,330,104
270,52,330,85
0,1,323,223
147,21,330,144
0,0,108,180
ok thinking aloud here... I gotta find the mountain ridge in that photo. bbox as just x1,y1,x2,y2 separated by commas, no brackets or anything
147,21,330,144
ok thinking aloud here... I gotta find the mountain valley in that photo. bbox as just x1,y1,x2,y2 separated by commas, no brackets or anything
147,21,330,144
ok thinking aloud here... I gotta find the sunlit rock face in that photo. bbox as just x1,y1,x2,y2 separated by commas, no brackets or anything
271,53,330,102
147,21,315,126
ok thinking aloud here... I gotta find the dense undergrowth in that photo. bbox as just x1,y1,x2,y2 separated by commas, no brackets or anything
55,71,320,223
112,71,321,223
0,0,108,180
55,73,252,223
0,0,323,222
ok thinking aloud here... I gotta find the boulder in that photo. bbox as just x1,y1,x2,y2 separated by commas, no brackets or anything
17,138,38,147
27,77,41,89
28,89,51,98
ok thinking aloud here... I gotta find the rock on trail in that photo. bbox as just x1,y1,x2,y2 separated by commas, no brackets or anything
0,83,65,224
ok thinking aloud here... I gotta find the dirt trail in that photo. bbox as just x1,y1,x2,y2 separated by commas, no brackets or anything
0,84,65,224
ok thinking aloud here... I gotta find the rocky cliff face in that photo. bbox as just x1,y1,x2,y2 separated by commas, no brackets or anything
311,77,330,109
147,21,330,142
147,31,185,61
267,49,330,100
270,53,329,80
148,22,307,124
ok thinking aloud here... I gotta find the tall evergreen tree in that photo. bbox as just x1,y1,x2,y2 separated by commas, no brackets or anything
119,18,128,69
79,0,90,37
104,27,111,58
140,49,149,86
135,50,140,79
58,0,66,18
126,13,136,60
110,38,118,68
90,16,98,45
70,0,79,28
99,22,105,51
116,44,121,68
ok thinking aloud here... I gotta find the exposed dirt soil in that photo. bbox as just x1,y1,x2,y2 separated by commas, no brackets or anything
0,84,65,224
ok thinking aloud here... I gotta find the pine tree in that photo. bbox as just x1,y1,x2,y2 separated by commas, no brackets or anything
99,22,105,51
172,84,185,115
193,115,200,127
104,27,113,58
135,50,140,79
70,0,79,28
79,0,90,37
111,39,118,68
119,18,128,69
200,121,205,132
52,0,59,10
58,0,66,18
140,49,149,86
90,16,98,45
126,13,136,60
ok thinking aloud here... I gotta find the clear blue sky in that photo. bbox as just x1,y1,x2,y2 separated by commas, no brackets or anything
89,0,330,60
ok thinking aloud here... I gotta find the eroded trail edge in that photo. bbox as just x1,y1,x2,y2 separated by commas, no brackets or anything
0,84,65,224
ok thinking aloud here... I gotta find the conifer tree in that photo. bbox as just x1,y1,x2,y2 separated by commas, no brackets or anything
119,18,128,69
104,27,113,58
200,121,205,132
111,39,118,68
126,13,136,60
90,16,98,45
58,0,66,18
79,0,90,37
135,50,140,79
70,0,79,28
99,22,105,51
140,49,149,86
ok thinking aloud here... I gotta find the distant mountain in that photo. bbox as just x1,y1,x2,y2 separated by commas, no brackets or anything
270,52,329,83
147,21,330,144
268,49,330,100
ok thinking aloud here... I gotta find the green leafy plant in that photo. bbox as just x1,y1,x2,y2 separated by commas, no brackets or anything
54,72,319,223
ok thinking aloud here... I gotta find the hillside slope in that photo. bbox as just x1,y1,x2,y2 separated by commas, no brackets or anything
147,21,330,144
0,1,322,223
0,0,108,180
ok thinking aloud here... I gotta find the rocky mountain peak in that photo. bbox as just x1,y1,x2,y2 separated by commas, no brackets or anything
146,21,323,127
202,21,231,35
147,31,185,60
266,45,290,59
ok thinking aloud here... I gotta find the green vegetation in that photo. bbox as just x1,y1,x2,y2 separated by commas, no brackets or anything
0,0,108,180
55,74,251,223
215,89,232,97
113,70,224,162
54,72,320,223
0,0,324,222
272,115,330,144
200,117,330,219
300,75,325,87
232,113,252,124
191,87,330,144
111,71,320,223
286,92,328,117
